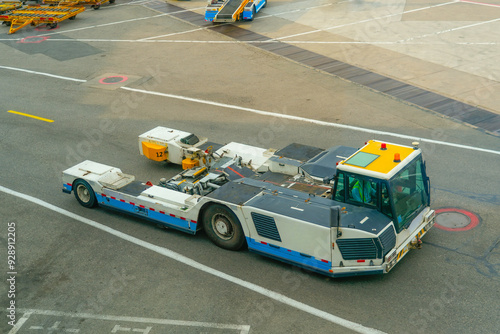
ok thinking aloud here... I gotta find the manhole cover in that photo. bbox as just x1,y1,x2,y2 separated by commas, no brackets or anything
434,208,480,231
99,75,128,84
435,212,470,228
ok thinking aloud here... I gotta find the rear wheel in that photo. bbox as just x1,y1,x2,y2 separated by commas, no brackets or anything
203,204,245,250
74,179,97,208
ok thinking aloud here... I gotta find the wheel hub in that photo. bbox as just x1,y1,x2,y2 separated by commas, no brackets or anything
77,185,90,203
213,214,233,240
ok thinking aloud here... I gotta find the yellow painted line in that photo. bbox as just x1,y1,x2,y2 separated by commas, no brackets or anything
7,110,54,123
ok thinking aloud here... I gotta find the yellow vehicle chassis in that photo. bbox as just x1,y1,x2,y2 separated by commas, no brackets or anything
0,5,84,34
42,0,115,10
0,1,23,14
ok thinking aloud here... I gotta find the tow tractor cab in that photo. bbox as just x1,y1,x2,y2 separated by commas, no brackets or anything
63,127,435,277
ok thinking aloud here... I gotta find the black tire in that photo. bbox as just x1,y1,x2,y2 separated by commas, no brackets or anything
203,204,245,250
74,179,97,208
69,15,76,20
263,0,267,8
109,0,115,3
93,4,100,10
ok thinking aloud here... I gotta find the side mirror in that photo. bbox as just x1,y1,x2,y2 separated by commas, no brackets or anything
330,206,342,237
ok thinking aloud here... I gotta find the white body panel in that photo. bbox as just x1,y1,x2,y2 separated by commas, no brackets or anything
138,126,208,165
216,142,274,171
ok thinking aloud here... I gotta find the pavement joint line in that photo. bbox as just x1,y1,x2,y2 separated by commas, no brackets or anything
0,64,498,156
271,1,457,41
14,309,251,333
0,185,385,334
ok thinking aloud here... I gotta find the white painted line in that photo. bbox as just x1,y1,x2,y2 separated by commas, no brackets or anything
272,1,457,40
256,1,339,19
35,4,206,37
0,186,384,334
8,311,32,334
0,65,498,155
121,86,500,156
17,309,249,333
460,0,500,7
359,217,369,225
36,13,170,37
2,38,497,46
399,17,500,42
138,27,206,41
0,65,86,83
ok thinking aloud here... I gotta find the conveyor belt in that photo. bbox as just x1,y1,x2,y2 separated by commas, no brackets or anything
144,1,500,137
216,0,242,21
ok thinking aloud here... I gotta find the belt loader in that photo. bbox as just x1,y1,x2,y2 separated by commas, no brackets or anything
62,126,435,277
205,0,266,23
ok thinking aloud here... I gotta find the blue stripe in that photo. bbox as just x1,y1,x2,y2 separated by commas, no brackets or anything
247,237,332,273
247,237,386,277
63,183,72,193
205,10,217,21
255,0,266,12
95,194,196,234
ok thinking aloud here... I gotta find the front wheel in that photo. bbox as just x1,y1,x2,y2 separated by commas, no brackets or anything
74,179,97,208
203,204,246,250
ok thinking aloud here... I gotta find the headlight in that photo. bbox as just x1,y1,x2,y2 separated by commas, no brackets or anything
424,209,435,224
386,250,397,263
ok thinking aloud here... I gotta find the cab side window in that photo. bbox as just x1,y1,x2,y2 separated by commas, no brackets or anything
381,183,393,218
334,173,345,202
348,176,377,206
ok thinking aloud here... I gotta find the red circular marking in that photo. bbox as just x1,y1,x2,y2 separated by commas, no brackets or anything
434,208,480,231
18,36,50,44
99,76,128,85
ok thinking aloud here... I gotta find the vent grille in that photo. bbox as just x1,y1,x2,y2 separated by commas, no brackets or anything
251,212,281,242
379,226,396,257
337,238,378,260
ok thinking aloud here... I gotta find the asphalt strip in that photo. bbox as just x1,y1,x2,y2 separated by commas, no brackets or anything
0,185,386,334
0,65,498,156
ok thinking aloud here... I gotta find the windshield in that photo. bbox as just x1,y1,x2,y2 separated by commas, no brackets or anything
181,134,200,146
390,156,429,231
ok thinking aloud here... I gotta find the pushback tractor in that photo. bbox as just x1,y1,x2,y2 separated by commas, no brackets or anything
63,127,435,277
